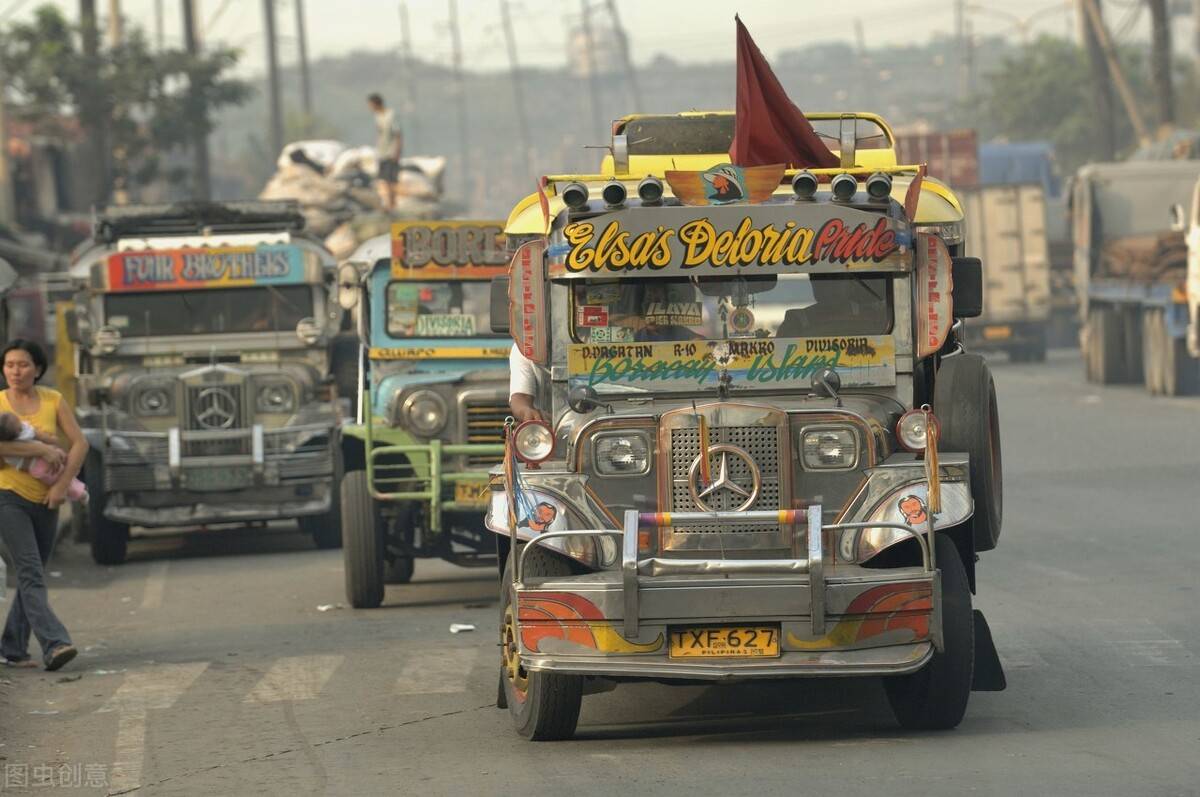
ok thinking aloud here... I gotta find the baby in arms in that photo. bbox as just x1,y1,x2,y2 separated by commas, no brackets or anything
0,411,87,501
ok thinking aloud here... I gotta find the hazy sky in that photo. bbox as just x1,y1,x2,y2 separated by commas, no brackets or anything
0,0,1177,76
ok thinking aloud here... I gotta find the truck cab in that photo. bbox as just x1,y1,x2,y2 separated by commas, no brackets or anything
67,201,344,563
488,112,1006,740
336,221,511,608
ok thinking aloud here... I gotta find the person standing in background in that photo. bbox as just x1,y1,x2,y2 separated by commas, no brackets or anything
368,93,404,210
0,340,88,671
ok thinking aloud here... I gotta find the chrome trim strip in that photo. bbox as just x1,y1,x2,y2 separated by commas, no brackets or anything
167,427,181,476
639,558,811,576
808,505,826,635
251,424,264,471
623,510,640,637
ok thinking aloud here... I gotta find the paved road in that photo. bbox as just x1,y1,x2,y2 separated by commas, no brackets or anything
2,351,1198,796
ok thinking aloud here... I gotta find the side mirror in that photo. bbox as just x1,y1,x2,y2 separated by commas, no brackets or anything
567,385,606,414
336,262,362,310
490,276,511,334
1169,203,1186,233
950,257,983,318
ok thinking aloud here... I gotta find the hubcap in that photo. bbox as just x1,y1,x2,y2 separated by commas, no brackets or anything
501,605,528,698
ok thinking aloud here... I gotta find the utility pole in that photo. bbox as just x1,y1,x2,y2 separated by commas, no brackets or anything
154,0,164,50
1147,0,1175,129
499,0,534,180
1076,0,1116,159
80,0,110,206
398,3,419,150
107,0,123,47
182,0,211,199
0,60,15,227
263,0,284,161
448,0,470,201
604,0,641,112
294,0,313,129
1080,0,1150,145
579,0,603,137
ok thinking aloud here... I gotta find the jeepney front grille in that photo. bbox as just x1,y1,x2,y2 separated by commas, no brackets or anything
668,425,782,536
464,401,508,466
185,384,246,433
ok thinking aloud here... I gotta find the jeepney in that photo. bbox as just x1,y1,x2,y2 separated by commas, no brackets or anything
67,202,344,564
487,112,1006,740
336,221,511,609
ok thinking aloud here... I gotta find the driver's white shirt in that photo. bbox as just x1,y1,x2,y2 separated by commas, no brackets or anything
509,344,539,397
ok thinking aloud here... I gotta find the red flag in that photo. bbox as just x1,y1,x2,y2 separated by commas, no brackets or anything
729,16,839,170
536,176,550,231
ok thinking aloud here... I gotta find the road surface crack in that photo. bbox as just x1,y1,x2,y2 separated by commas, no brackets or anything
105,703,494,795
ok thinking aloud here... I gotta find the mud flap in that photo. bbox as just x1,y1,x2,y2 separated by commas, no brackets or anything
971,609,1007,691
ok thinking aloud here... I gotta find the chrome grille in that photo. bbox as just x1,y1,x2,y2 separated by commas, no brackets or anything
668,425,783,537
186,384,245,432
464,401,508,466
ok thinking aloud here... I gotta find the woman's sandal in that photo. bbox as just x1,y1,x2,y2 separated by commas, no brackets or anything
45,645,77,672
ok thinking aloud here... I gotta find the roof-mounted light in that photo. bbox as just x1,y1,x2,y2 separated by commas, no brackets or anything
602,180,627,207
792,170,818,201
866,172,893,201
637,176,664,204
830,173,858,202
561,182,590,210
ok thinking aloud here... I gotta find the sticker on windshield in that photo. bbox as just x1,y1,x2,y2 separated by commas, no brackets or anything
108,315,131,329
587,326,632,343
729,306,755,333
585,285,620,305
645,301,703,326
578,306,609,327
414,314,476,337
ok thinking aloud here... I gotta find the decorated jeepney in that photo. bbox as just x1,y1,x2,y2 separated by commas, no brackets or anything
488,112,1006,739
67,202,344,564
336,221,511,608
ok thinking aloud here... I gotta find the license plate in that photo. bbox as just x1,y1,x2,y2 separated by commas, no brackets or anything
669,626,780,659
454,481,487,505
183,466,253,492
983,325,1012,340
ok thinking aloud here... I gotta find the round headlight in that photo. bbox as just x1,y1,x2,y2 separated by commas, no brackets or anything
866,172,893,200
831,172,858,202
561,181,590,210
514,420,554,463
896,409,939,452
602,180,627,207
637,176,664,204
134,386,172,416
402,390,447,436
257,382,296,413
792,170,818,200
94,325,121,355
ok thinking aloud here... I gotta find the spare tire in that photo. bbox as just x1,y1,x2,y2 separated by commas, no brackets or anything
934,354,1003,551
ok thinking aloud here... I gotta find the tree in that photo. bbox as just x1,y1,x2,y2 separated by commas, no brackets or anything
0,4,251,203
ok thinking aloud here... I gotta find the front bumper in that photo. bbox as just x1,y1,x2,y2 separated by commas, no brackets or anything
510,508,941,680
101,423,336,525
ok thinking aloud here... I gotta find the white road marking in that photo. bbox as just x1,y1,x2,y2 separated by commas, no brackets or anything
99,662,208,794
1092,620,1195,667
140,562,169,609
245,655,343,703
394,648,476,695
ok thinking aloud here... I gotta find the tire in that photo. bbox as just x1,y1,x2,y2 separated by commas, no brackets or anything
341,469,384,608
85,453,129,566
934,354,1003,552
500,547,583,740
302,446,343,549
384,556,415,584
1093,306,1126,385
884,534,974,730
1143,310,1164,395
1162,319,1199,397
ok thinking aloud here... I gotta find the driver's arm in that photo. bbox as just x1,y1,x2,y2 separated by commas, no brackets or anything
508,345,544,423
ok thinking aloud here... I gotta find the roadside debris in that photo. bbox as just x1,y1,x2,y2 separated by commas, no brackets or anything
449,623,476,634
316,603,345,612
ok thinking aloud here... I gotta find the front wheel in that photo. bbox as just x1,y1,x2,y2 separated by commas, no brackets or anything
341,470,384,608
500,547,583,740
84,453,130,565
884,534,974,730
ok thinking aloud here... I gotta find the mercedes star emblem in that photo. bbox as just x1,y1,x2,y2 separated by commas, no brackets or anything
687,444,761,513
194,386,238,430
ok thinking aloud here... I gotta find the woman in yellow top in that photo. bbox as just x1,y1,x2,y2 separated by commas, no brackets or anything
0,340,88,671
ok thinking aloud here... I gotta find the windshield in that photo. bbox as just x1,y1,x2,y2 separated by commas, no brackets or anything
104,285,314,337
570,274,892,343
385,281,503,338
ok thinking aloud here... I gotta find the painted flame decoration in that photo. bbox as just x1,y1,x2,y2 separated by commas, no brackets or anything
923,405,942,514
